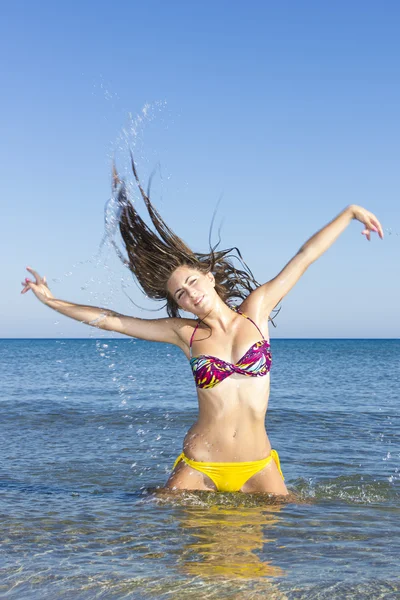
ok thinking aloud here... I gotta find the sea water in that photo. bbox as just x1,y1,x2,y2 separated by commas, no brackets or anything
0,338,399,599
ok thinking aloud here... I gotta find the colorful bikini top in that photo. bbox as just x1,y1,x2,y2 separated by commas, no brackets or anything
189,309,272,390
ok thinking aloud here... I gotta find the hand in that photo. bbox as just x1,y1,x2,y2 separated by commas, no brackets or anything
351,205,384,241
21,267,55,303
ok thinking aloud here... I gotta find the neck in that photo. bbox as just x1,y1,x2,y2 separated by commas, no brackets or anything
198,299,236,333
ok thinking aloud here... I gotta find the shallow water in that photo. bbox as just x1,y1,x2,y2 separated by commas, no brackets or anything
0,338,399,598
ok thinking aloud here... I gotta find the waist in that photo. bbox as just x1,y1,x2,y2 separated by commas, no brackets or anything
183,421,271,462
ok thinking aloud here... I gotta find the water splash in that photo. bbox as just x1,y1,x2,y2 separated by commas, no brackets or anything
384,226,400,237
138,472,400,508
292,474,399,505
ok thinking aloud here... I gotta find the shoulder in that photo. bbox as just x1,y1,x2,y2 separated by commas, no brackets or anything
232,297,271,337
173,317,201,353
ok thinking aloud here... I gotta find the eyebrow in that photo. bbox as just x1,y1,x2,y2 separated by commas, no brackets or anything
174,275,193,298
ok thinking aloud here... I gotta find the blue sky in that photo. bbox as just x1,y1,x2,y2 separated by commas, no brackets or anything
2,1,399,338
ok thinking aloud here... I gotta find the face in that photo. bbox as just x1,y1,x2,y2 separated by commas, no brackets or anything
167,266,215,314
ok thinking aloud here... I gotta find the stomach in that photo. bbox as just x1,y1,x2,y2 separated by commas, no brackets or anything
182,375,272,462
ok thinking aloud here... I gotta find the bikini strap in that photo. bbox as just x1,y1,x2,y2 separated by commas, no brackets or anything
189,320,201,356
235,308,265,340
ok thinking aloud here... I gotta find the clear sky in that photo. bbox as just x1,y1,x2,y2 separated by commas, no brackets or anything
2,1,399,338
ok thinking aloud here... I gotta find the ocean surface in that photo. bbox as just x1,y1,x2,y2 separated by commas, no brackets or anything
0,337,399,599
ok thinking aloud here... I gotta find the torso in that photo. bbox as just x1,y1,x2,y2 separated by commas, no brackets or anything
178,304,272,462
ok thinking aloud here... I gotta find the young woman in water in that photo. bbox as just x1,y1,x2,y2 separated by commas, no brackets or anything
21,163,384,496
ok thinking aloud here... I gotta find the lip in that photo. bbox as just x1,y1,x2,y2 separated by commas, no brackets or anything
194,295,204,306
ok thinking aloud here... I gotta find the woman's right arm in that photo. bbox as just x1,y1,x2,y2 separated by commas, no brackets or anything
21,267,183,345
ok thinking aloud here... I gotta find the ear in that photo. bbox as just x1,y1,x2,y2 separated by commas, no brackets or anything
207,272,215,286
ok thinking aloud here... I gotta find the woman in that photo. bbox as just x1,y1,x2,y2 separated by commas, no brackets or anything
21,163,384,495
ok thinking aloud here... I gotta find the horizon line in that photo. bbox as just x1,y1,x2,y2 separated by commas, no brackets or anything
1,337,399,341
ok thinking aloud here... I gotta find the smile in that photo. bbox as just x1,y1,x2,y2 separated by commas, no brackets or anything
194,295,204,306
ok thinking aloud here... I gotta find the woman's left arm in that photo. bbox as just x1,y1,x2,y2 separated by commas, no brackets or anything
247,204,384,317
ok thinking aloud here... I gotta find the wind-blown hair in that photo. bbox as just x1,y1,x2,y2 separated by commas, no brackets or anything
112,155,278,323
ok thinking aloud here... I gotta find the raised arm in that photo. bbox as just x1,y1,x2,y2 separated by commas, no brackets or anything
245,205,383,318
21,267,183,345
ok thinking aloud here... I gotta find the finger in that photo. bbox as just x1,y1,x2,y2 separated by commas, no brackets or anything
368,222,382,240
21,276,33,291
370,218,384,239
26,266,41,283
43,275,47,286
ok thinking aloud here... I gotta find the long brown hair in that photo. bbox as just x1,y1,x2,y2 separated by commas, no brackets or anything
111,155,278,323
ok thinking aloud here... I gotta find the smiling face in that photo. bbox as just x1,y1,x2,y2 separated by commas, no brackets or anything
167,265,216,314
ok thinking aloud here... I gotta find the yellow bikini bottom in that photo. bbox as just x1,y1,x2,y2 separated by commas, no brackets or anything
172,449,284,492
